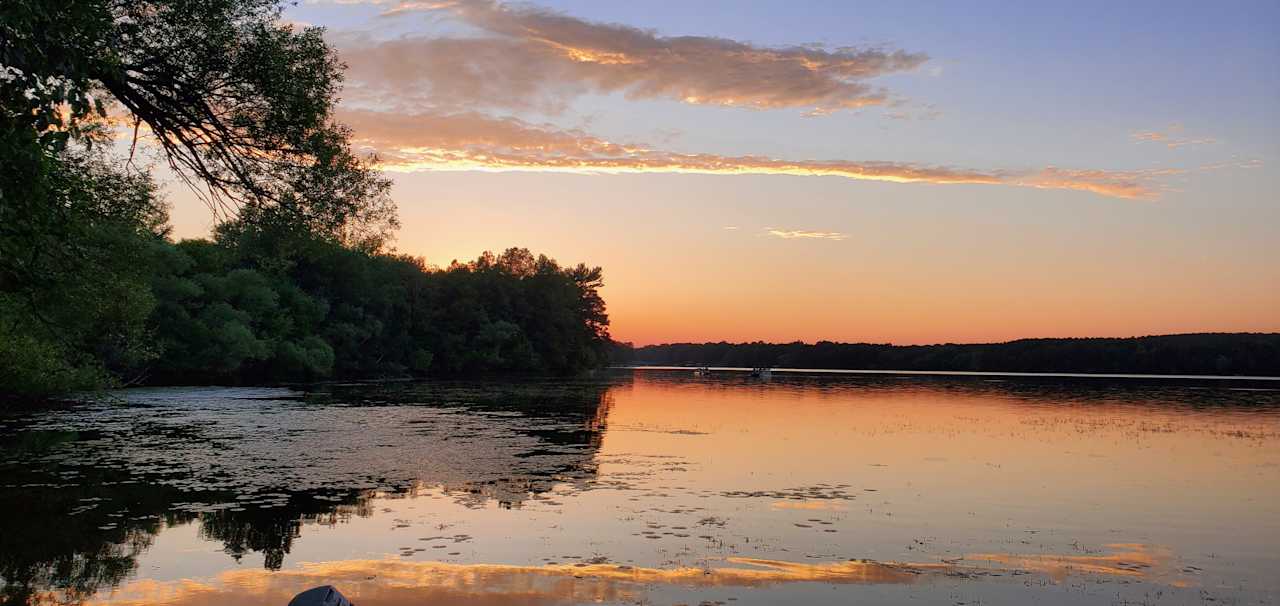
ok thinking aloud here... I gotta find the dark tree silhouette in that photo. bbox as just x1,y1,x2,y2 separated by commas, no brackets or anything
623,334,1280,377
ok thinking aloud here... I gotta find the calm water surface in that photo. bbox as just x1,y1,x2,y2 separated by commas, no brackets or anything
1,370,1277,605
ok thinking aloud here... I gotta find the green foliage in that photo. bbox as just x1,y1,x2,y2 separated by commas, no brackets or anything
0,0,614,401
2,0,396,243
146,229,612,383
0,150,167,400
0,313,107,396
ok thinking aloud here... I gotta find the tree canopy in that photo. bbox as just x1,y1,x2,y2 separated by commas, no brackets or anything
1,0,614,401
2,0,396,242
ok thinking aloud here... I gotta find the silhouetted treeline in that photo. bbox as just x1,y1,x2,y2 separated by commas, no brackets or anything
1,0,613,399
2,186,613,396
617,334,1280,376
148,232,613,384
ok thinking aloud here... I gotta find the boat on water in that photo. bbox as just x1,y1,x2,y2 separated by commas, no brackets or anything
693,366,712,376
750,367,772,379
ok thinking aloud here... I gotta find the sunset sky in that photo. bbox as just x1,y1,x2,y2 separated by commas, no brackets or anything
163,0,1280,345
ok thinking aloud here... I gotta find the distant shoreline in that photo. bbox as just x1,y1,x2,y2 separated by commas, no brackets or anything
612,333,1280,378
620,365,1280,381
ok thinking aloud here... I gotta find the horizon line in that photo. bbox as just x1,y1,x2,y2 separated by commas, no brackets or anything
619,331,1280,349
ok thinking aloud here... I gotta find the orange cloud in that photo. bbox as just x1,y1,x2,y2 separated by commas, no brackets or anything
1130,125,1217,149
339,109,1169,199
333,0,927,114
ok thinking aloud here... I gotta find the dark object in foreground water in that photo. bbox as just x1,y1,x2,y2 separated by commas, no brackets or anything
288,586,353,606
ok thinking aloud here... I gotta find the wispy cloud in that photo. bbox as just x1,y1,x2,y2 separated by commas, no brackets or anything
1130,125,1217,149
767,229,849,241
1198,158,1262,171
339,109,1171,200
332,0,927,114
316,2,1175,201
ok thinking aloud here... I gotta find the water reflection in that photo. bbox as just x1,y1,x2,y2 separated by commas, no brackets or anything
1,371,1277,606
75,544,1178,606
0,379,618,605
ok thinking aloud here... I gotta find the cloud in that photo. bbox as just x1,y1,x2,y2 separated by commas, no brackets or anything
333,0,928,114
339,109,1170,199
1198,158,1262,171
767,229,849,241
1130,125,1217,149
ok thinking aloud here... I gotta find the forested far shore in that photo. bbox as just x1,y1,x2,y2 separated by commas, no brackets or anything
614,333,1280,377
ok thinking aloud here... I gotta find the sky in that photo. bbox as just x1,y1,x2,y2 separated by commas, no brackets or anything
164,0,1280,345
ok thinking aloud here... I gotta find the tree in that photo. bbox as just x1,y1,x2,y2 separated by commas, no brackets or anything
2,1,616,399
1,0,397,398
2,0,396,242
0,150,169,396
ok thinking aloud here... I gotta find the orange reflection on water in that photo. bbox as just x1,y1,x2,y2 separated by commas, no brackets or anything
966,543,1172,582
769,500,847,511
66,375,1277,606
596,375,1280,525
84,545,1181,606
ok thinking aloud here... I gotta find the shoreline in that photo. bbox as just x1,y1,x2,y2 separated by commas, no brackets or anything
620,365,1280,381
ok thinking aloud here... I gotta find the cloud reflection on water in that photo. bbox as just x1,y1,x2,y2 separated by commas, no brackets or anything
84,544,1181,606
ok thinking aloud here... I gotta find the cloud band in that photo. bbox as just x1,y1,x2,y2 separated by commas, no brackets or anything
339,109,1168,200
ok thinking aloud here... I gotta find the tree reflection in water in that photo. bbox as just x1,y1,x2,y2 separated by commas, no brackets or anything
0,378,621,605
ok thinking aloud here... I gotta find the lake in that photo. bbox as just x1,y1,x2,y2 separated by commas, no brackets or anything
1,370,1277,605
